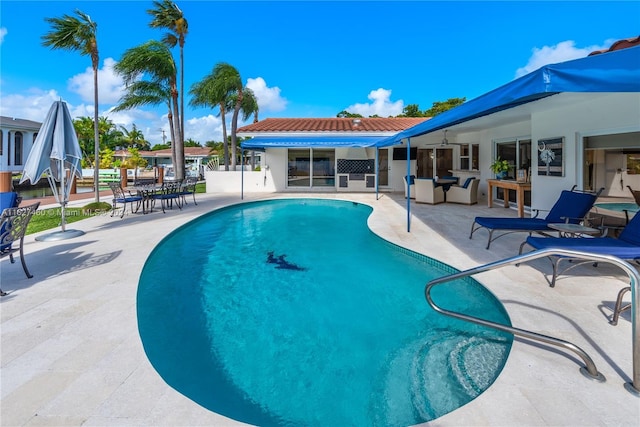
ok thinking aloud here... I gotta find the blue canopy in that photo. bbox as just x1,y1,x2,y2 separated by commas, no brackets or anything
241,135,389,149
380,45,640,146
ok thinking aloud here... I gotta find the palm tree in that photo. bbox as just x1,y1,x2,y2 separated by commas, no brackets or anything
120,125,150,150
189,63,244,170
112,80,175,158
114,41,185,179
42,9,101,202
147,0,187,143
226,88,259,168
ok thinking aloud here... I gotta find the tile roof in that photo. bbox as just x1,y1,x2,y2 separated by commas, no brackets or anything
237,117,429,134
0,116,42,131
115,147,213,158
589,36,640,56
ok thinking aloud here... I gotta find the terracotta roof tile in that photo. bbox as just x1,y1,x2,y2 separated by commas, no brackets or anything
237,117,429,134
589,36,640,56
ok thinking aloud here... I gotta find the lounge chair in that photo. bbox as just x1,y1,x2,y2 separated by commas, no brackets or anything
470,186,602,249
1,202,41,293
519,207,640,284
446,177,479,205
627,185,640,206
1,191,21,212
519,210,640,324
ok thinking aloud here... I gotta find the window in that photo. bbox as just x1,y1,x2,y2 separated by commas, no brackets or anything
14,132,23,166
460,143,479,170
495,138,532,205
288,148,336,187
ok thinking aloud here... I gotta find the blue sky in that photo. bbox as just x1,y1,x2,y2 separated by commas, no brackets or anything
1,1,639,146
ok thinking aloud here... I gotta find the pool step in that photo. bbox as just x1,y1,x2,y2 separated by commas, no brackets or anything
373,330,509,425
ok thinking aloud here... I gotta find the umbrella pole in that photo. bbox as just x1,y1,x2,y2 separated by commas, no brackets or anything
60,160,66,232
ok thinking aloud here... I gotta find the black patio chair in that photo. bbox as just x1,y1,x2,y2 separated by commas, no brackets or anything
108,182,143,218
1,202,41,293
151,180,183,213
180,177,198,206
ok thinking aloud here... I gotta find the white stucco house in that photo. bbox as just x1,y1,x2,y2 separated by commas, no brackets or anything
234,38,640,213
0,116,41,173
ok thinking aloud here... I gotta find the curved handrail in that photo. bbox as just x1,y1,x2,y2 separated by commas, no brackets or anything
425,248,639,396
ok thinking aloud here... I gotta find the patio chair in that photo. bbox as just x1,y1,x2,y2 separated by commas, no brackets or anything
446,177,479,205
415,178,444,204
1,191,21,212
1,202,41,293
151,180,183,213
108,182,143,218
470,185,603,249
519,210,640,324
180,177,198,206
403,175,416,199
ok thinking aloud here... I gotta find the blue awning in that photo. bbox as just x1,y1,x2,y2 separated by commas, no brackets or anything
241,135,388,149
379,45,640,146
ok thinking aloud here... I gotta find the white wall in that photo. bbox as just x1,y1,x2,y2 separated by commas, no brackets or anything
205,169,276,193
530,93,640,209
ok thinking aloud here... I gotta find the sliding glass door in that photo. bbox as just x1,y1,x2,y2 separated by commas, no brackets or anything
287,148,335,188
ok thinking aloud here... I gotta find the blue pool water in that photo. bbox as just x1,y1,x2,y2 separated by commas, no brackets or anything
594,202,639,213
137,199,512,426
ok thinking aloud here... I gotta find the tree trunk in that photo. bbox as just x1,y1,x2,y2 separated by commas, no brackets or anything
171,88,185,180
220,103,229,171
230,99,242,171
167,110,176,179
92,64,100,203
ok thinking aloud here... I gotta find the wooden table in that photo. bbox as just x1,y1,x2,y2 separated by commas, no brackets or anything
487,179,531,218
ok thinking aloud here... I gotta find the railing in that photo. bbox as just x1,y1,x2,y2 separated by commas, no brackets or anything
424,248,639,396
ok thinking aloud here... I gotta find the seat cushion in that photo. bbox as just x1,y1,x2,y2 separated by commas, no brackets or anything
474,217,550,231
526,236,640,260
545,190,597,223
0,192,18,212
461,177,475,189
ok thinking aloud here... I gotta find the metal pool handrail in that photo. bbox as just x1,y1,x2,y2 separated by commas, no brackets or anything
424,248,639,396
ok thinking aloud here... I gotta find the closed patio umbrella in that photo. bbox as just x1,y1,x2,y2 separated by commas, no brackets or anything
20,100,85,241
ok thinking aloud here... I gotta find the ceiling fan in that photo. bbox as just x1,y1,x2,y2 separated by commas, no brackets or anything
422,130,466,147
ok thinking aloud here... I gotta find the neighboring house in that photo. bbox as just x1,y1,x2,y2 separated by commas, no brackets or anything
0,116,41,173
114,146,215,179
238,39,640,212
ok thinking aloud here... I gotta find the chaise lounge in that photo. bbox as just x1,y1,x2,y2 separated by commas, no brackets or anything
470,186,602,249
1,202,41,293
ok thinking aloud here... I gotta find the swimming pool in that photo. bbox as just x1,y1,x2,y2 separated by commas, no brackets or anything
137,199,512,426
594,202,639,214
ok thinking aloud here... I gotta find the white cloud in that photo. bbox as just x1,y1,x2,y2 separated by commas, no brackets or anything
0,27,7,44
185,114,224,144
67,57,126,104
515,39,612,78
345,88,404,117
246,77,287,112
0,89,61,121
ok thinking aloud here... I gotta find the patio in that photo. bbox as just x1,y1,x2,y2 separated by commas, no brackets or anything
1,191,638,426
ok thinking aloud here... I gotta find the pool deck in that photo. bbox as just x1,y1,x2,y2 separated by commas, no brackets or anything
1,191,638,426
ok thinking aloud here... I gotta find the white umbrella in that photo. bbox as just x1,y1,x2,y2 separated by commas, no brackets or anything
20,100,85,241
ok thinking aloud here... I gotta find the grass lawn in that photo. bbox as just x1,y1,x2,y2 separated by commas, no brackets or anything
25,183,206,235
26,206,108,235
